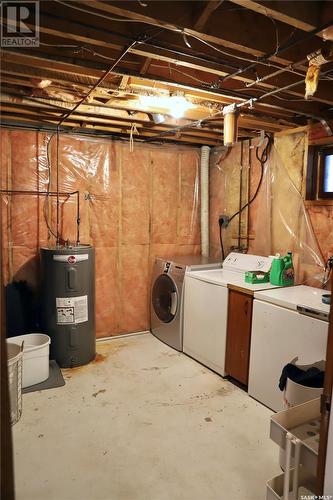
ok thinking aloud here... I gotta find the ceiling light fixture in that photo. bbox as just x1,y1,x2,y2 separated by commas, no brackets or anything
168,93,195,119
138,92,195,119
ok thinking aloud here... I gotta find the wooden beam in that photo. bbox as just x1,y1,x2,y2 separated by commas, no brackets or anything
274,125,309,137
229,0,324,35
0,114,224,146
76,0,307,66
140,58,152,75
194,1,224,30
3,51,325,129
8,12,333,105
118,76,129,90
0,94,292,133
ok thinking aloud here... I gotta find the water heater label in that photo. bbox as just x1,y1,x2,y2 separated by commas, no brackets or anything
53,254,89,263
56,295,88,324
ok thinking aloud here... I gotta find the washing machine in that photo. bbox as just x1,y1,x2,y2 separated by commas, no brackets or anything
151,256,221,351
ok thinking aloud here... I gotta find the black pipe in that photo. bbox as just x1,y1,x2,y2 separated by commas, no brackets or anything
221,19,333,83
57,41,138,128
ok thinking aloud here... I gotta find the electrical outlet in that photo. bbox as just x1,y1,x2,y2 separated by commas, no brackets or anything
218,215,229,227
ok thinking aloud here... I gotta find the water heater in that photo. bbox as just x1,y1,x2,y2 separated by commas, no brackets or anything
41,245,95,368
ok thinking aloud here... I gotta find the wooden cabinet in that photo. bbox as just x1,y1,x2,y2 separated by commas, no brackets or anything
225,289,253,385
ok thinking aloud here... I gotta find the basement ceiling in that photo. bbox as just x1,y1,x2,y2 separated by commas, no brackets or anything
1,0,333,146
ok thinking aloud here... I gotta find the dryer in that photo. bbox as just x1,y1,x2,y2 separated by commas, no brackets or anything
150,256,220,351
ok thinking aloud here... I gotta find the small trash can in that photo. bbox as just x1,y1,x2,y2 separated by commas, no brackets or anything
283,359,325,409
279,358,324,470
7,342,23,425
7,334,51,388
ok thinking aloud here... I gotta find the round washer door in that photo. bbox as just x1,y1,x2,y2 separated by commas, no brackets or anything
152,274,178,323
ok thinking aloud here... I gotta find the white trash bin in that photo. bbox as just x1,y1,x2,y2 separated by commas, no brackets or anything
279,358,324,470
7,334,51,388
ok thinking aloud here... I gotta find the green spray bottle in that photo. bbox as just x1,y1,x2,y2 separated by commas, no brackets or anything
270,252,295,286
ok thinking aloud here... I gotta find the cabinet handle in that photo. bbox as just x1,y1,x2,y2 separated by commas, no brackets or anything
244,300,248,316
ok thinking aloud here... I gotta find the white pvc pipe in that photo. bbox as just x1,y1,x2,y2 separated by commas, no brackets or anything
200,146,210,257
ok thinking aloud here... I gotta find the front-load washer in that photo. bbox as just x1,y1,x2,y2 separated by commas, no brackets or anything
150,255,220,351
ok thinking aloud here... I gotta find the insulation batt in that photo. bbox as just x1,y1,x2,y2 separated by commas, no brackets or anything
0,130,201,337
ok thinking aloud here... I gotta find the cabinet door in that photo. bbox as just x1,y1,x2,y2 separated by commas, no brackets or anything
225,290,253,385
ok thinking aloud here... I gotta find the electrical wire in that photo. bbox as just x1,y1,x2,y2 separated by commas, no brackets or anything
218,135,272,261
55,0,172,48
228,133,272,226
188,33,265,65
44,134,58,240
55,0,306,80
219,223,225,261
56,0,153,23
149,63,211,84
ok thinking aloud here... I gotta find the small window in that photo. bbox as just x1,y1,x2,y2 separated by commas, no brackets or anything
306,145,333,200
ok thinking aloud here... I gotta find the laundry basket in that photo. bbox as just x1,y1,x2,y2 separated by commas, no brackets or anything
7,342,23,425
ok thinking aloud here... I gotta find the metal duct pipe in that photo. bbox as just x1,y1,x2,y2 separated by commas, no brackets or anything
200,146,210,258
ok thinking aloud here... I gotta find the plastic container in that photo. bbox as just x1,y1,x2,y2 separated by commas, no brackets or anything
270,398,320,476
270,252,294,286
283,359,325,408
7,342,23,425
266,468,316,500
7,334,51,388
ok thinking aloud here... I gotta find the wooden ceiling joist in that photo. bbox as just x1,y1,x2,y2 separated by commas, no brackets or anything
228,0,324,34
75,0,328,65
3,49,331,119
1,0,332,146
194,1,224,30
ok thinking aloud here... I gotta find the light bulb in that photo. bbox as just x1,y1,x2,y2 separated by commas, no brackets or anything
169,95,194,119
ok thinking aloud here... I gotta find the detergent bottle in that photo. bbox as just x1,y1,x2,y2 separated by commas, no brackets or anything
270,252,294,286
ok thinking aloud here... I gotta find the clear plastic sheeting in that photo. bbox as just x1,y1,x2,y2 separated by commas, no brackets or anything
210,139,325,287
250,146,325,287
1,130,200,337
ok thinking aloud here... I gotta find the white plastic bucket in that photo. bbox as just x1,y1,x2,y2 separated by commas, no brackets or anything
7,343,23,425
279,358,324,470
7,334,51,388
283,359,325,408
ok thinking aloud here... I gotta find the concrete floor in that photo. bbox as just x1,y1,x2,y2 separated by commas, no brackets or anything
13,333,279,500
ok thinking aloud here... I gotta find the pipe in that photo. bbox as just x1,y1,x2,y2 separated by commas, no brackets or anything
245,59,308,89
246,139,251,252
57,41,137,128
200,146,210,257
238,141,243,250
221,19,333,83
56,128,60,245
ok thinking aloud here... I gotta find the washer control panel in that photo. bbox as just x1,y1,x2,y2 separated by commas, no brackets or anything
163,261,185,278
163,262,171,273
